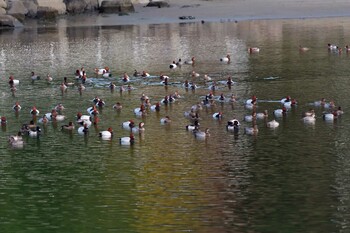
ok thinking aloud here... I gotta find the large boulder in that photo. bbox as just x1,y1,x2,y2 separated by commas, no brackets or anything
99,0,134,13
64,0,99,14
7,1,28,21
36,0,66,14
0,0,7,9
0,14,23,27
0,8,6,15
23,0,38,18
145,1,169,8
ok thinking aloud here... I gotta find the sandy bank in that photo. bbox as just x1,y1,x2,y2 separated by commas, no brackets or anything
92,0,350,26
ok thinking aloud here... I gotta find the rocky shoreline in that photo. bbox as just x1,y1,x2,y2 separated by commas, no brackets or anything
0,0,151,28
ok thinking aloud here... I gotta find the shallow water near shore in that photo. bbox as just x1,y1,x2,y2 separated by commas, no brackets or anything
1,17,350,232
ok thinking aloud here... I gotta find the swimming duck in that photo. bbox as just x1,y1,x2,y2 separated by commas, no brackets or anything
8,132,24,148
169,61,177,69
160,116,171,124
186,120,200,131
132,122,145,133
323,111,337,121
141,71,150,77
193,128,210,139
27,126,41,138
226,119,240,132
220,54,231,63
248,47,260,53
244,125,259,136
273,107,287,117
299,45,310,52
113,102,123,110
122,120,135,131
266,119,279,128
256,110,268,120
99,127,113,140
77,124,89,135
30,106,40,116
12,102,21,111
212,112,223,119
61,122,75,131
120,133,135,145
150,102,160,112
184,57,195,65
328,43,338,50
31,71,40,82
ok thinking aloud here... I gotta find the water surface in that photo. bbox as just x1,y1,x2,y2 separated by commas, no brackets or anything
1,17,350,232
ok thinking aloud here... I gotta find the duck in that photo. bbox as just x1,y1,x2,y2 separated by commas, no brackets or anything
226,119,240,132
102,69,112,78
87,106,99,116
169,61,177,69
248,47,260,53
12,102,21,111
323,111,337,121
61,122,75,131
212,112,223,119
132,122,145,133
120,133,135,145
302,109,316,118
160,116,171,124
8,75,19,86
150,102,160,112
302,115,316,124
220,54,231,63
299,45,310,52
193,128,210,139
55,103,65,112
186,120,200,131
273,107,287,117
122,120,135,131
191,71,200,78
266,119,279,128
244,125,259,135
256,110,268,120
77,124,89,135
60,83,68,92
27,126,41,138
113,102,123,110
30,106,40,116
46,74,53,83
345,45,350,52
335,106,344,116
184,57,195,65
141,71,150,77
30,71,40,82
328,43,338,50
96,99,106,108
8,132,24,148
122,73,130,82
244,112,256,122
203,74,212,81
99,127,113,140
38,115,49,124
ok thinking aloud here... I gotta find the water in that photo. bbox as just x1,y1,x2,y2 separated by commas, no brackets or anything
1,17,350,232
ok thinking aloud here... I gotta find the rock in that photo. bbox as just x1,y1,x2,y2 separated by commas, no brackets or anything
23,0,38,18
64,0,99,14
36,6,59,19
7,1,28,21
36,0,66,14
145,1,169,8
0,14,23,27
0,0,7,9
99,0,135,14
